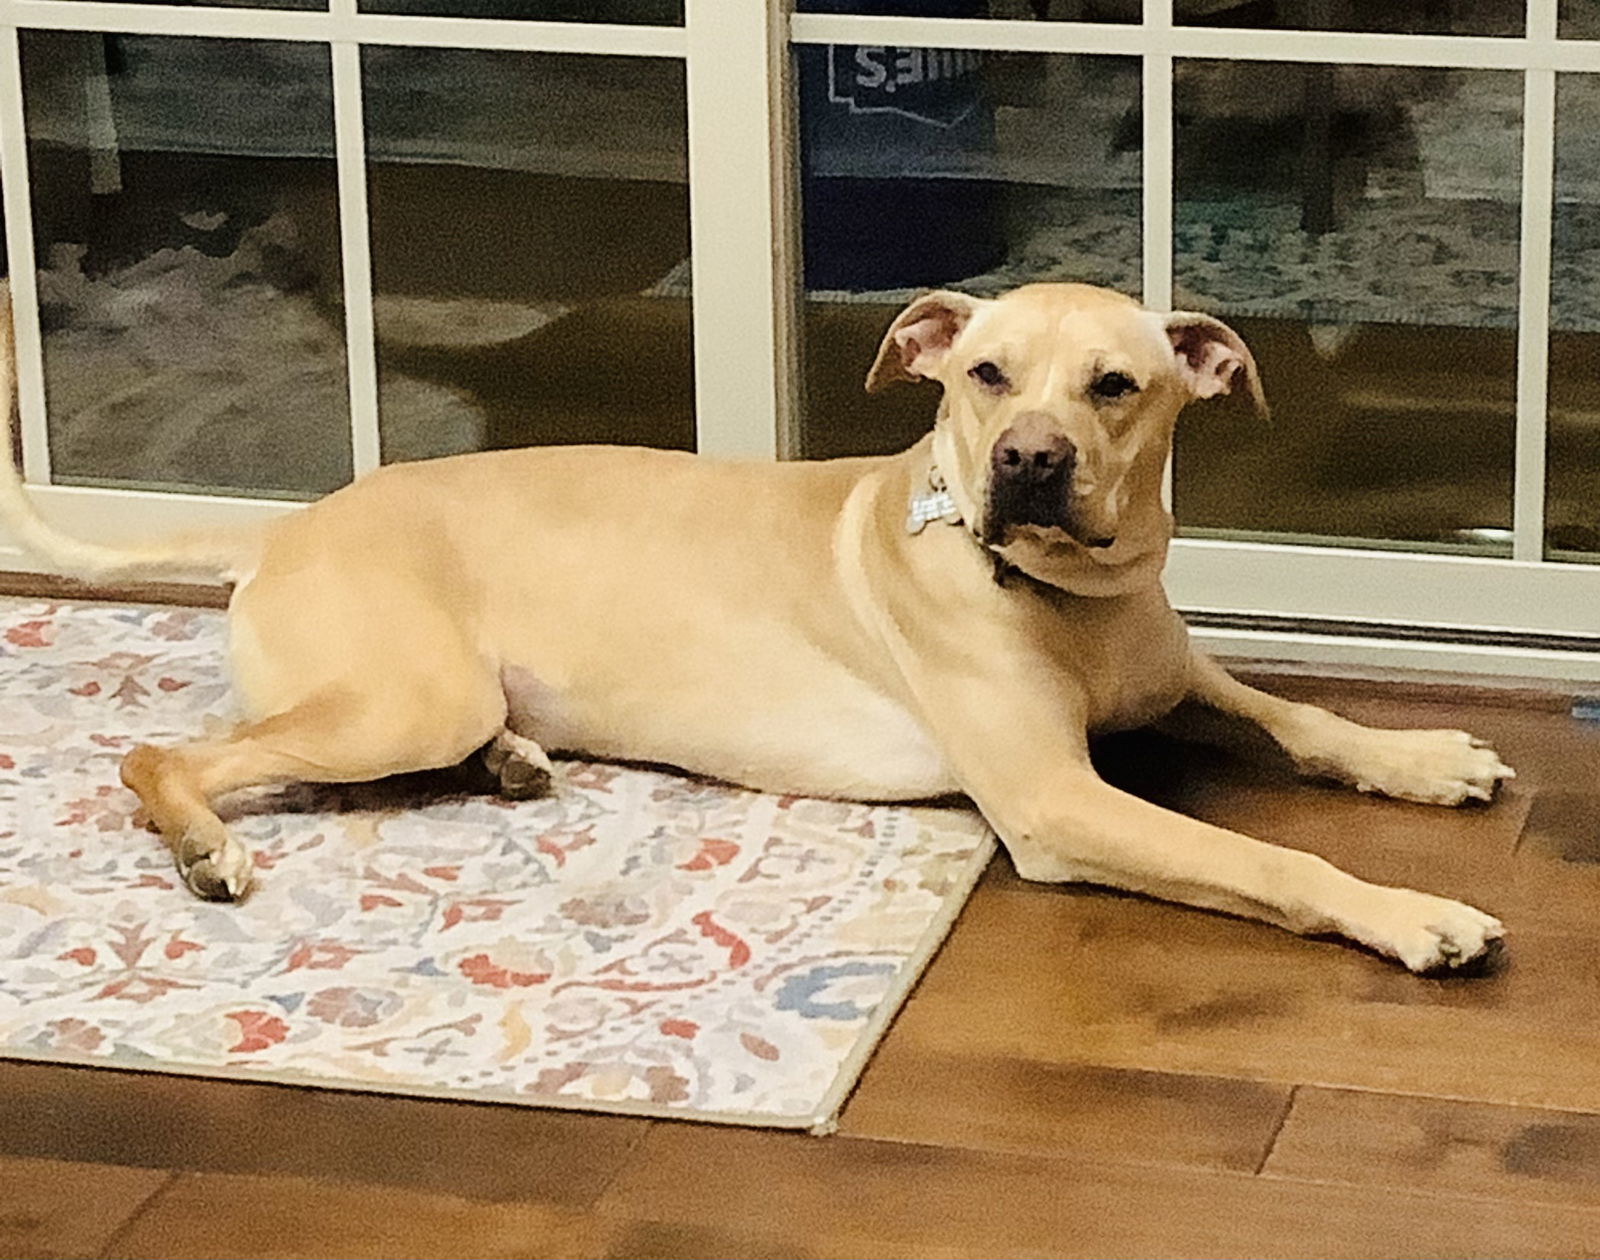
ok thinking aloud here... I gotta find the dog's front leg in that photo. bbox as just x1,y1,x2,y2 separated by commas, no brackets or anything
988,755,1502,973
914,672,1502,972
1180,652,1515,806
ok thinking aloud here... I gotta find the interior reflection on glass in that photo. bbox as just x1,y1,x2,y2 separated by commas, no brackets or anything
1559,0,1598,39
357,0,681,22
794,0,1129,21
796,48,1141,458
1172,0,1521,37
361,49,693,457
0,199,12,469
1170,62,1522,553
44,0,324,11
20,31,352,499
795,0,1517,33
1548,73,1600,560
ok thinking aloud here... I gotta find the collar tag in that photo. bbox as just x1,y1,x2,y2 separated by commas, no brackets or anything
906,468,964,535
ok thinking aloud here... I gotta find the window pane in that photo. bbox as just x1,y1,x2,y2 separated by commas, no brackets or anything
359,0,681,21
1548,73,1600,561
1174,0,1521,38
796,0,1132,20
1170,63,1522,554
362,48,693,458
795,48,1141,458
1,190,10,467
44,0,324,10
1560,1,1597,39
21,32,350,498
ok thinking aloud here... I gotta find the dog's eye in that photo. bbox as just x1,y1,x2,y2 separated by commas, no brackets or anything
968,361,1007,389
1090,371,1138,400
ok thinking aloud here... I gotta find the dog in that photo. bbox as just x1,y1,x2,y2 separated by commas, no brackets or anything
0,281,1512,973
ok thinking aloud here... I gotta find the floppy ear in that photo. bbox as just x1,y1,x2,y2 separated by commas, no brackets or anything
865,289,985,393
1163,310,1268,416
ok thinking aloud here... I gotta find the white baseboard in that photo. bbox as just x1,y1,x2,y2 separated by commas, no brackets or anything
1196,625,1600,688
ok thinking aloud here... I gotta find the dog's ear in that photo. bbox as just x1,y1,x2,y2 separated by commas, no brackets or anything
865,290,985,393
1162,311,1268,416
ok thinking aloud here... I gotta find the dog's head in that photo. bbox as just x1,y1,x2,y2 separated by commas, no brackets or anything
867,283,1263,561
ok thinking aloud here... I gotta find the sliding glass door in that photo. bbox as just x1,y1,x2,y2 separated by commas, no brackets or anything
2,0,1597,677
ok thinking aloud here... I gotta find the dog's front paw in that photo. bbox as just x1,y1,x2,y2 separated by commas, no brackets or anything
1325,727,1514,806
1357,887,1505,973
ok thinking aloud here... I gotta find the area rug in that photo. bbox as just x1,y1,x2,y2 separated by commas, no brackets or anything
0,598,994,1130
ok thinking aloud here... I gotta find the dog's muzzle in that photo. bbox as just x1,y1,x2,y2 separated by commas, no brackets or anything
982,420,1079,543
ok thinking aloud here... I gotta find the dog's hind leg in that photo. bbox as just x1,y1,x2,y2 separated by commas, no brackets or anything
481,728,556,800
121,675,508,901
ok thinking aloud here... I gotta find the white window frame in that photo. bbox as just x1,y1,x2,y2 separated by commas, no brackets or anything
2,0,1598,681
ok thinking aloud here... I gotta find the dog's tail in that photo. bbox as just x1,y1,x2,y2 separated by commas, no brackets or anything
1,280,256,585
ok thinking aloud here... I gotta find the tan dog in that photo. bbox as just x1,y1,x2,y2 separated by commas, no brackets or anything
1,282,1511,972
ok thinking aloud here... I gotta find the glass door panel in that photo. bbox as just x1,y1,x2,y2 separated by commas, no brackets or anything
362,48,694,459
794,46,1142,458
1548,72,1600,560
20,31,351,498
1170,61,1523,555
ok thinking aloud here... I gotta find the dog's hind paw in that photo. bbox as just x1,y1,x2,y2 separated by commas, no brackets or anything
482,729,557,801
499,757,554,800
176,826,253,902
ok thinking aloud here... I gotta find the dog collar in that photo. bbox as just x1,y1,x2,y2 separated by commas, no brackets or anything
906,466,965,535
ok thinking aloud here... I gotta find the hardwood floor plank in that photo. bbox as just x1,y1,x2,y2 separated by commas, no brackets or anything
1230,670,1579,712
1264,1086,1600,1209
601,1125,1600,1259
0,1155,170,1259
105,1169,606,1260
878,882,1600,1112
840,1044,1292,1173
1519,788,1600,865
596,1219,847,1260
0,573,230,610
0,1061,649,1209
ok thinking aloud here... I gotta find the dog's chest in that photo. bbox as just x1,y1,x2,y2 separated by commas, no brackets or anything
1053,596,1192,734
1089,667,1188,734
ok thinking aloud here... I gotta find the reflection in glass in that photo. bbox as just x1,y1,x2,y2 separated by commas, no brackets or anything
359,0,681,21
47,0,323,10
1559,1,1598,39
362,49,693,457
1170,62,1522,553
797,0,1516,29
796,0,1131,20
1173,0,1520,37
20,32,350,498
1548,74,1600,560
1,195,11,470
795,49,1141,457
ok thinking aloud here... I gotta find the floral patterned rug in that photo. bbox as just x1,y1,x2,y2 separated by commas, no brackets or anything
0,598,994,1130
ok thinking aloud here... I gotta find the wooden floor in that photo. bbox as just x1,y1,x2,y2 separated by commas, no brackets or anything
4,676,1600,1259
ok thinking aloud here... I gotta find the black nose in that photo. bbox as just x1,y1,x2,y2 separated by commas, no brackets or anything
985,423,1077,539
991,428,1076,482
